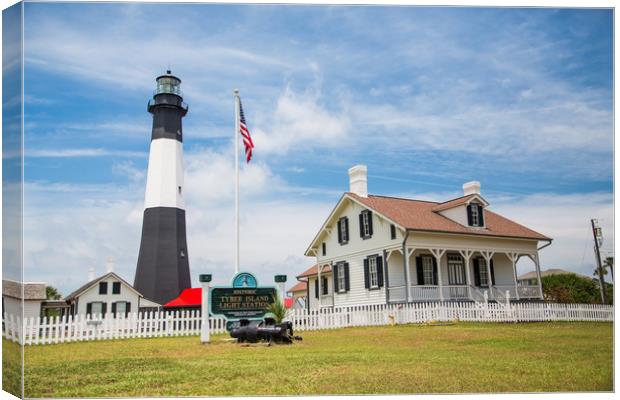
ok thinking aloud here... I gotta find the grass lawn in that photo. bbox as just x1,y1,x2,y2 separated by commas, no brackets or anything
13,322,613,397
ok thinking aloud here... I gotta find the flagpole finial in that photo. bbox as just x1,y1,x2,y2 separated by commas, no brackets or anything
233,88,239,96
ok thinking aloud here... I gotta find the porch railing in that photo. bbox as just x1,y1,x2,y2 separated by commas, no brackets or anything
388,286,407,303
441,285,470,300
518,285,543,299
320,296,334,307
409,285,441,301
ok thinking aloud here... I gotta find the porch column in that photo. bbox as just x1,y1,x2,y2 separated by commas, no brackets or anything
482,251,495,299
507,252,520,300
430,248,446,301
403,245,411,303
317,266,322,307
459,250,473,299
532,253,543,299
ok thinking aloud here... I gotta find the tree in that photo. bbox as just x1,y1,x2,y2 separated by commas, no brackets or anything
542,273,613,305
265,297,288,323
46,286,62,300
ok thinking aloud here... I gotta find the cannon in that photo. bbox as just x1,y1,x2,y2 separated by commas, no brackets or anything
230,318,302,344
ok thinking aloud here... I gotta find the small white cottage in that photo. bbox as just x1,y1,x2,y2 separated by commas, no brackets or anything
2,279,46,320
64,271,159,317
302,165,552,309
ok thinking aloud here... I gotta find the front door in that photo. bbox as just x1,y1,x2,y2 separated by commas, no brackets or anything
447,254,466,299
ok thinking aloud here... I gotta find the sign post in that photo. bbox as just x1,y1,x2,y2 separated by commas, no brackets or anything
199,274,212,344
274,274,287,304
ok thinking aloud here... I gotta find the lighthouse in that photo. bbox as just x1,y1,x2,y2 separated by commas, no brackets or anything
134,71,192,305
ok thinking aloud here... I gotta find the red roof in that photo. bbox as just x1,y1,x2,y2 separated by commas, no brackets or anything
348,193,550,241
296,264,331,279
164,287,295,309
163,288,201,308
288,281,307,293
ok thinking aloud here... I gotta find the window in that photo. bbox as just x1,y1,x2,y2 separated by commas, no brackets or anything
112,282,121,294
99,282,108,295
368,256,379,288
447,254,465,285
180,248,186,258
361,211,372,238
478,258,489,286
116,301,127,316
321,276,328,295
422,256,435,285
471,204,480,226
338,217,349,244
178,186,182,194
390,224,396,240
90,302,103,316
337,262,346,293
322,242,326,256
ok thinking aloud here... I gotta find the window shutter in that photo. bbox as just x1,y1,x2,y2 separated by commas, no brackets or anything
363,258,370,288
432,257,438,286
102,302,107,317
467,204,473,226
314,279,319,299
367,211,374,236
490,259,495,285
344,217,349,241
337,219,342,244
322,277,328,295
390,224,396,240
359,213,364,237
473,258,481,286
86,303,92,316
333,264,339,293
416,257,424,285
478,205,484,226
344,263,350,292
126,302,131,316
111,302,117,316
376,256,384,287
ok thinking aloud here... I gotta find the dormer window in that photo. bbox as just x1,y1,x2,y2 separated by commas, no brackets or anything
359,210,374,239
467,203,484,227
337,217,349,244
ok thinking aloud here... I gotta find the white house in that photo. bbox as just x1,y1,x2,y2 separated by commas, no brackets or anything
2,279,46,320
302,165,552,309
64,271,160,317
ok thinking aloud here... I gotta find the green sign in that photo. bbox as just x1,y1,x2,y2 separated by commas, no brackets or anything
210,287,277,319
209,273,277,324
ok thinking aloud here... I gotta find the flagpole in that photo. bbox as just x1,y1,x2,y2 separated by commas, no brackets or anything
233,89,240,275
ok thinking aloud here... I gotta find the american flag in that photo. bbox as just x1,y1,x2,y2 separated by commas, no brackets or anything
239,99,254,163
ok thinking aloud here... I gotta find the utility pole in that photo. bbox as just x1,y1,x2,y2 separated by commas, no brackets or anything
591,219,606,304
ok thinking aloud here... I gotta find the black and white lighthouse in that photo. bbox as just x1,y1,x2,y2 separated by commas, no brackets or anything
134,71,192,305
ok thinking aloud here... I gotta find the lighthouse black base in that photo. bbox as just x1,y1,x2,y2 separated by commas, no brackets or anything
134,207,191,305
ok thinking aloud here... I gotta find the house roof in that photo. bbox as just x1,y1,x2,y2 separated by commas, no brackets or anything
288,281,307,293
65,272,144,301
296,264,331,279
431,194,487,212
517,268,593,281
348,193,551,241
164,288,201,308
2,280,47,300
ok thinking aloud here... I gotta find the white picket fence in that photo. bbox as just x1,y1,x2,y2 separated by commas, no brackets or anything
2,302,614,345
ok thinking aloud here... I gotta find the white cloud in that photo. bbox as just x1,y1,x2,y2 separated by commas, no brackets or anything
28,148,145,158
251,86,350,154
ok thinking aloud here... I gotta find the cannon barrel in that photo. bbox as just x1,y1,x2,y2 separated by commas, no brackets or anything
230,320,297,344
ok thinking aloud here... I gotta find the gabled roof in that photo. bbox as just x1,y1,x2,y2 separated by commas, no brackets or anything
65,272,144,301
432,193,488,212
349,193,551,241
288,281,308,293
296,264,331,279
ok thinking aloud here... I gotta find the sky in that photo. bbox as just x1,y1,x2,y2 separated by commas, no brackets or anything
17,3,613,295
